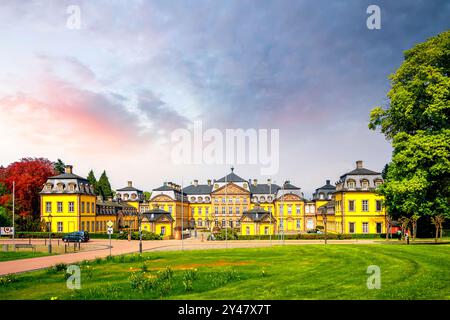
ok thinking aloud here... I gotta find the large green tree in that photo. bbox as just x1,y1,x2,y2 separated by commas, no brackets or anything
96,170,113,200
87,170,97,191
53,159,66,174
369,30,450,224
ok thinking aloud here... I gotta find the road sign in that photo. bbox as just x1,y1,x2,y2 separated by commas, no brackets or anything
0,227,14,235
106,220,114,228
107,227,113,235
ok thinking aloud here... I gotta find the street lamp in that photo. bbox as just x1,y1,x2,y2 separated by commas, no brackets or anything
138,211,143,254
321,211,328,245
48,213,52,253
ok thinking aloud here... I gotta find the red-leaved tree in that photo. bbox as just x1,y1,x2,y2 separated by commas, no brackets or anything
0,158,57,220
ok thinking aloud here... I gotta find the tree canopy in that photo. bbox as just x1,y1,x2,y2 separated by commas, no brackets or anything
97,170,113,200
369,30,450,221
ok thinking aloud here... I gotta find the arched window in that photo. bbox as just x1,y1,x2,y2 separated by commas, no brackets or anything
319,192,325,200
198,196,203,203
190,196,196,202
327,193,332,200
260,196,266,202
57,183,65,192
374,179,383,187
205,196,210,202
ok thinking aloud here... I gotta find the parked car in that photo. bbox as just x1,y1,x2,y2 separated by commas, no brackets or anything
62,231,90,243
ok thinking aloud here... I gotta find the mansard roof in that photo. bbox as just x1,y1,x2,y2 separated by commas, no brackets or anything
249,183,280,194
216,168,247,183
183,184,213,195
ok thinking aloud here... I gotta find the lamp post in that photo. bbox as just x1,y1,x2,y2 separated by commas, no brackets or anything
322,211,328,245
138,211,143,254
48,213,52,253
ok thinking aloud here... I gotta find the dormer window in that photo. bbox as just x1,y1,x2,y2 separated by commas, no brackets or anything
68,183,76,192
45,183,53,191
319,193,324,200
190,196,196,202
131,193,137,199
56,183,65,192
327,193,332,200
198,196,203,203
260,196,266,202
124,193,129,200
361,180,369,190
347,180,356,189
374,180,383,187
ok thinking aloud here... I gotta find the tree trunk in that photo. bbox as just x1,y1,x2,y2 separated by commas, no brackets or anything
440,226,443,241
435,226,439,243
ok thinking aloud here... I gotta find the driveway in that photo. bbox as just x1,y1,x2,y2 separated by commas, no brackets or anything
0,238,377,275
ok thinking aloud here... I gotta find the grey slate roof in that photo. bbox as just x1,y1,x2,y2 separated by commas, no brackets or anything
249,184,280,194
183,184,213,195
340,168,380,179
48,173,89,182
216,172,247,183
241,207,275,222
283,182,300,190
117,186,143,192
142,209,173,222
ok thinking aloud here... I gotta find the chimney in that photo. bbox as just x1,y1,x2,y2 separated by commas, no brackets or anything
65,165,73,174
253,179,258,186
326,179,330,185
194,179,198,186
127,181,132,187
356,160,363,169
207,179,211,186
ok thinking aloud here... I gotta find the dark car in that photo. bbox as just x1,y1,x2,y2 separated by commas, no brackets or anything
62,231,90,243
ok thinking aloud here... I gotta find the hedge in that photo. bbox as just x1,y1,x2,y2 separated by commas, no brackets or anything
238,233,386,240
13,231,162,240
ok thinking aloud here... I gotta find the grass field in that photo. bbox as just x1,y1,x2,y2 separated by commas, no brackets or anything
0,251,52,262
0,244,449,300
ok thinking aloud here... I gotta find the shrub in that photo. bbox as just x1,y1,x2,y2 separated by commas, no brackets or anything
129,271,152,292
182,269,198,292
215,228,239,240
0,274,18,286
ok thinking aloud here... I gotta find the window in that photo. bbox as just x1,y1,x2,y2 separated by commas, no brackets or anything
362,200,369,212
264,226,269,235
198,219,203,227
91,203,95,214
319,193,324,199
81,221,85,231
215,219,219,226
376,200,382,211
348,200,355,211
205,207,209,215
221,198,225,203
168,206,173,213
327,193,332,200
296,219,301,229
305,206,310,213
229,220,233,227
198,207,202,215
361,180,369,190
246,226,250,235
279,205,283,214
229,207,233,215
86,221,89,232
222,207,225,215
161,226,166,235
347,180,356,189
280,219,284,230
287,206,292,215
222,220,226,227
191,208,195,215
362,222,369,233
296,205,301,214
375,180,383,187
349,222,355,233
215,206,218,215
81,202,85,213
236,207,240,215
57,222,63,232
376,223,382,234
87,202,90,213
45,202,52,213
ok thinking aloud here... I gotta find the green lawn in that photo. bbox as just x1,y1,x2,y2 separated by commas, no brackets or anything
0,251,52,262
1,244,449,299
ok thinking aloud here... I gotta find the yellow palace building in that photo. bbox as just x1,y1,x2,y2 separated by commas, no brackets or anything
40,165,138,233
316,161,387,234
40,162,386,237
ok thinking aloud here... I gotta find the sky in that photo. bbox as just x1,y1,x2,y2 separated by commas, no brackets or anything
0,0,449,198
